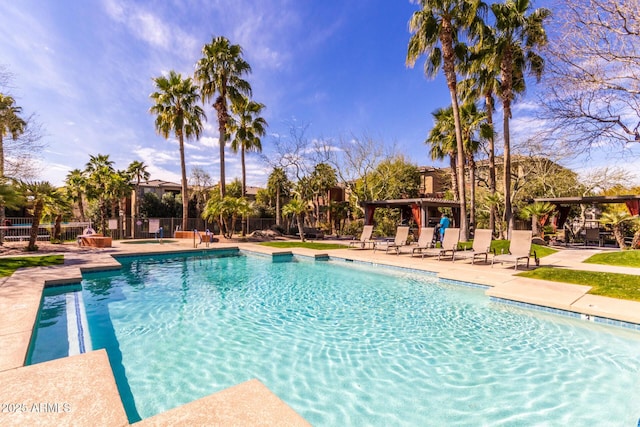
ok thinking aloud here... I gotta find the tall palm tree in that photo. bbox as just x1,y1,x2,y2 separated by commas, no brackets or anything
490,0,550,238
0,94,26,244
427,106,460,200
459,102,487,230
459,43,504,235
84,154,116,234
150,71,205,232
407,0,486,241
0,94,26,178
195,36,252,198
228,96,267,236
17,181,58,251
64,168,87,222
127,160,150,238
309,163,337,227
228,97,267,197
267,167,291,226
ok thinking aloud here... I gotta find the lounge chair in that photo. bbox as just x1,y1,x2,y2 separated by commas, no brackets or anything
584,228,602,247
418,227,460,260
349,225,375,249
491,230,538,270
406,227,435,256
453,229,493,264
374,226,410,254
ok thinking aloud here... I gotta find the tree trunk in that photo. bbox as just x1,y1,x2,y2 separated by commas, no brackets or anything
178,132,189,233
215,96,227,198
241,147,247,236
27,201,43,251
275,187,281,226
54,214,62,241
501,48,515,239
613,226,626,249
469,156,476,233
440,23,468,241
486,93,497,236
296,214,305,242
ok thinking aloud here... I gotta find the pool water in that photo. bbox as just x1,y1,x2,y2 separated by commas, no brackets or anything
30,252,640,425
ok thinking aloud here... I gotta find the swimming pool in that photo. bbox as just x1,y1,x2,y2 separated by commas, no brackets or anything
29,251,640,425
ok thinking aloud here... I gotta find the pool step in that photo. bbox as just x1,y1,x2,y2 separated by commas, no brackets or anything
66,291,92,355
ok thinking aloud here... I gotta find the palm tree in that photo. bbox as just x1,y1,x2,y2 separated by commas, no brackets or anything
309,163,337,227
202,195,253,238
0,94,26,178
0,94,26,244
41,188,72,243
519,201,555,238
84,154,116,234
407,0,486,241
64,169,87,222
459,102,487,230
490,0,550,238
228,96,267,196
427,107,459,199
127,160,150,238
282,196,308,242
228,96,267,235
106,170,133,239
17,181,58,251
599,211,633,250
459,44,505,236
267,167,291,227
150,70,205,232
195,36,252,198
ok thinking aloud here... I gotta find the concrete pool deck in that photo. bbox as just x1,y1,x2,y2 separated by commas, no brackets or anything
1,239,639,426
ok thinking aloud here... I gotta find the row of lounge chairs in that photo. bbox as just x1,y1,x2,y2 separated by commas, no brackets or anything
349,226,538,270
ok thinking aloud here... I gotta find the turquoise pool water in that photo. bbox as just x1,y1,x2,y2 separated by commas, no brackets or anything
31,251,640,425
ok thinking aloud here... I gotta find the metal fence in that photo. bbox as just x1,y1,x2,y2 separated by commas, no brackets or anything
2,218,92,242
112,217,277,240
1,217,278,241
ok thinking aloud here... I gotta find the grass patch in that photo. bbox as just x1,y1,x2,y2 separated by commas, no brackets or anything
583,250,640,268
457,240,556,258
517,267,640,302
259,241,348,250
0,255,64,277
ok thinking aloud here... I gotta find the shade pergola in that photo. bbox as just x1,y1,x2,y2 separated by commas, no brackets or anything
533,195,640,228
362,198,461,232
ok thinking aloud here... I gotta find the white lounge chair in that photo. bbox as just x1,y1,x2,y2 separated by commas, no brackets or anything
349,225,374,249
453,229,493,264
491,230,538,270
406,227,435,256
419,228,460,260
374,226,410,254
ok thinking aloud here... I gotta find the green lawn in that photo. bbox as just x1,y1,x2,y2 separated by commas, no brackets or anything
517,267,640,302
0,255,64,277
259,241,349,250
583,250,640,268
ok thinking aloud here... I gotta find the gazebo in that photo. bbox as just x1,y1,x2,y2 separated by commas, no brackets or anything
533,195,640,229
361,198,461,231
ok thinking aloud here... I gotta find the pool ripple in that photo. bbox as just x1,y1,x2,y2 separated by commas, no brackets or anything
59,254,640,425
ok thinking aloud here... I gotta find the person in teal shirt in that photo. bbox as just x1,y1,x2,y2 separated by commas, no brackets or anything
438,213,450,242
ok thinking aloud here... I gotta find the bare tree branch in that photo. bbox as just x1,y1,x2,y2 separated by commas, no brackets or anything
538,0,640,149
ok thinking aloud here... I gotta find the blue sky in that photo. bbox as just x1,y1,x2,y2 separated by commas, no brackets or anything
1,0,638,188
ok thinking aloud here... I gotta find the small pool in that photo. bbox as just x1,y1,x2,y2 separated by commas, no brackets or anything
29,251,640,425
